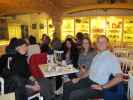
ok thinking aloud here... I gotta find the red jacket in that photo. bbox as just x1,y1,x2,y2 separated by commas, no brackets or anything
29,53,47,78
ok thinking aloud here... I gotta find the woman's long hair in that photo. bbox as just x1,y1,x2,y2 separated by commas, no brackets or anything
80,37,93,54
63,38,77,59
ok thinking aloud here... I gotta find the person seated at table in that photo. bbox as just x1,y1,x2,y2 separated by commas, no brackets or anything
78,37,97,80
10,39,52,100
27,36,41,62
75,32,84,50
51,32,62,50
41,35,53,54
5,37,18,55
62,38,79,67
62,38,79,78
63,35,123,100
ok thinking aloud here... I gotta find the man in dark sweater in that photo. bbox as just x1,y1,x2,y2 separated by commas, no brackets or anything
10,39,40,100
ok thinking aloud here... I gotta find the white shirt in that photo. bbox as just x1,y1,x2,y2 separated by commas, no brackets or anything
89,50,122,85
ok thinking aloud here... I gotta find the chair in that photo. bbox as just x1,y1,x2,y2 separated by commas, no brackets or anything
54,50,63,64
102,82,125,100
0,77,15,100
119,58,133,82
29,53,47,78
102,75,126,100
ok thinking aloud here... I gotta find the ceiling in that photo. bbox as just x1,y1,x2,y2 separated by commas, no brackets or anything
0,0,133,16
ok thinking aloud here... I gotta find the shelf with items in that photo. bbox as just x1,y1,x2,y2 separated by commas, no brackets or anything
75,17,90,34
106,16,122,43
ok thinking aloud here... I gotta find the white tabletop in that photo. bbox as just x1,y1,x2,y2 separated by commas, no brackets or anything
39,64,79,78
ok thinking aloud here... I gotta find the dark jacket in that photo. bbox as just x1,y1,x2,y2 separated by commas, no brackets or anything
10,52,31,79
62,46,79,68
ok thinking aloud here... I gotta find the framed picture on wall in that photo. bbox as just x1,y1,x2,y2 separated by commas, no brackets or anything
40,24,44,29
32,24,37,29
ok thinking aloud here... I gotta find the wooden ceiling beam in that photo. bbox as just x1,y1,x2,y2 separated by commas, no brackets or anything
0,0,63,17
65,3,133,14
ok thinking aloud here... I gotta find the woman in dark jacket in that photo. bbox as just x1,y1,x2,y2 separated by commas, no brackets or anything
62,38,79,80
62,38,79,68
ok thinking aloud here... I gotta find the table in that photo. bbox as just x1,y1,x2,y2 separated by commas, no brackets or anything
39,64,79,78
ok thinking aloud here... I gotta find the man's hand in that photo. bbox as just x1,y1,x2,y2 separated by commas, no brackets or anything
91,84,103,90
72,78,80,84
31,82,40,92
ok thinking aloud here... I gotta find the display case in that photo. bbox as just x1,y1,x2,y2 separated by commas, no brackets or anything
106,16,122,43
61,17,75,40
123,16,133,43
90,16,106,42
75,17,90,35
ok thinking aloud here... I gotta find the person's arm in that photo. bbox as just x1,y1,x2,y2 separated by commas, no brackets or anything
72,67,89,84
102,73,123,89
78,67,89,80
91,73,123,90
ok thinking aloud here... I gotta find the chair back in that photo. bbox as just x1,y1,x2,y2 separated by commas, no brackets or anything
0,77,15,100
29,53,47,78
54,50,63,64
102,75,125,100
119,58,133,82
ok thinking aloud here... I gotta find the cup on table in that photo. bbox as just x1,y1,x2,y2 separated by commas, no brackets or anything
62,60,67,66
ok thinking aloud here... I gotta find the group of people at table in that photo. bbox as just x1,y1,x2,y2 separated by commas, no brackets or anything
0,32,123,100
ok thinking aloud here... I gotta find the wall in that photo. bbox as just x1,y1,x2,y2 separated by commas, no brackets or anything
7,13,50,42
